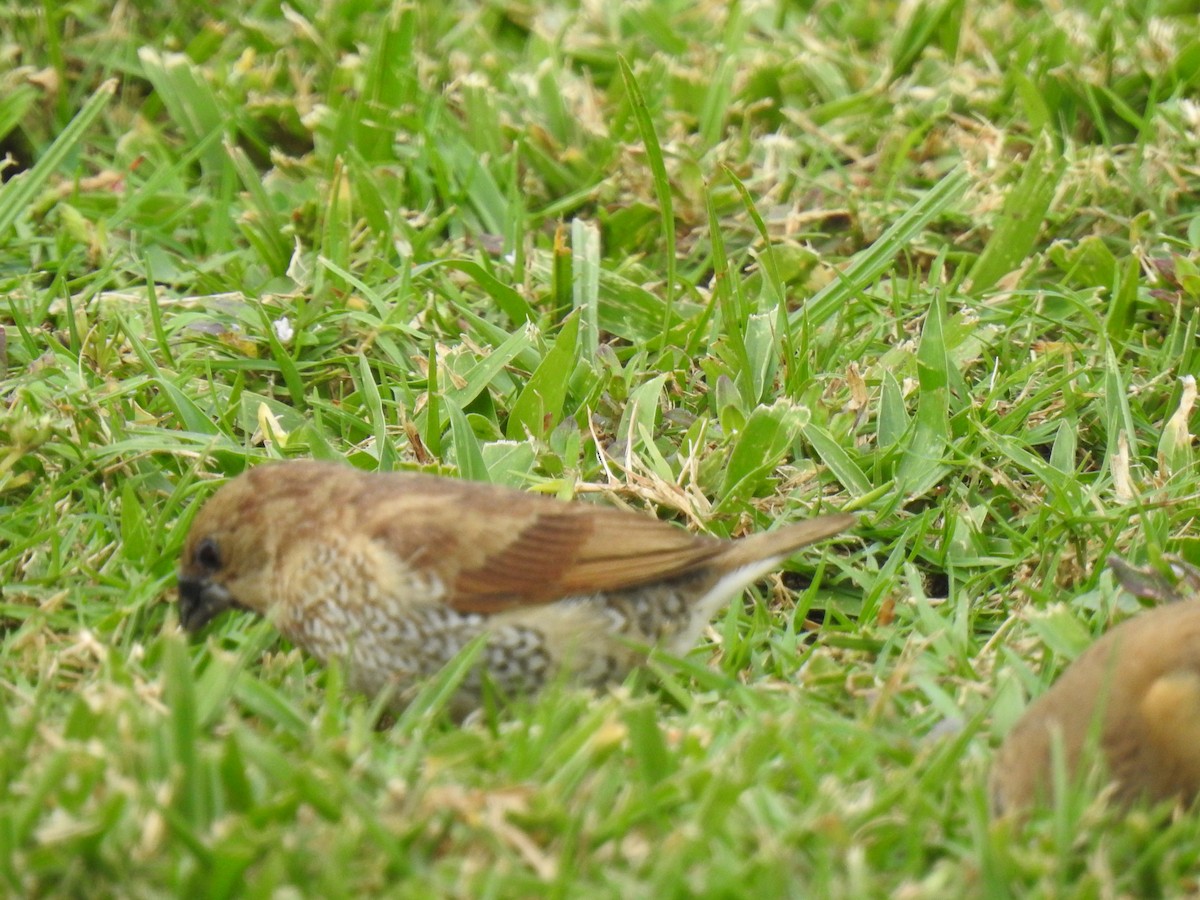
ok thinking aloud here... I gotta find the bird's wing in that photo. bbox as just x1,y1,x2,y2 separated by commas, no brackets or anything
445,505,723,613
356,473,848,615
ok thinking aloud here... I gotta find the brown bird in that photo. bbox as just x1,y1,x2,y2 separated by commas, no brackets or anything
177,460,854,714
991,598,1200,814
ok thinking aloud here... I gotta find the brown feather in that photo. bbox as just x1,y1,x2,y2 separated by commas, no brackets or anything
446,505,857,614
448,507,726,612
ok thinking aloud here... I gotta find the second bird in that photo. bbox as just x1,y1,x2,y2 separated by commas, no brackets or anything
178,460,854,714
991,597,1200,813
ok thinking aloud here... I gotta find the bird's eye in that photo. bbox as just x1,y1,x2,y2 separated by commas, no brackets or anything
195,537,222,571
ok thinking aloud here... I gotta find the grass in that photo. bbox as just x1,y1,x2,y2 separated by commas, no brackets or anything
4,0,1200,894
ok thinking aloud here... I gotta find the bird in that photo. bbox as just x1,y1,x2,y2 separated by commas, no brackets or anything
990,596,1200,814
177,459,854,715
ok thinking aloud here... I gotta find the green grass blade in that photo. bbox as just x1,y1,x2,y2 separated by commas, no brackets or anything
794,166,970,327
618,56,676,343
0,78,116,240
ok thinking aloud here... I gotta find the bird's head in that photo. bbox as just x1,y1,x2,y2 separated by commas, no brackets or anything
177,467,292,632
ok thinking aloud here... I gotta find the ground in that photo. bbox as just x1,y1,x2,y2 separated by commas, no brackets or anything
4,0,1200,895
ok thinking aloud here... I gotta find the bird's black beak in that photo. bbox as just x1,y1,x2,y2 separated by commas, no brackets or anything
177,576,234,633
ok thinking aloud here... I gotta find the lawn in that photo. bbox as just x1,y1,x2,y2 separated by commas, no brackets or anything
5,0,1200,895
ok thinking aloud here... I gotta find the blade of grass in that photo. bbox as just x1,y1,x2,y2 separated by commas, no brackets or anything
968,137,1064,293
0,78,116,240
793,166,970,327
572,219,601,359
507,311,581,440
618,56,676,345
445,397,489,482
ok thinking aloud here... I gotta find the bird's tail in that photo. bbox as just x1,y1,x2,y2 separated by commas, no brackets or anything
717,512,855,574
663,512,855,654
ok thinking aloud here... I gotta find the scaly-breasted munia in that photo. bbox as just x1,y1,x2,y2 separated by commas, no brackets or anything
991,597,1200,813
177,460,854,714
